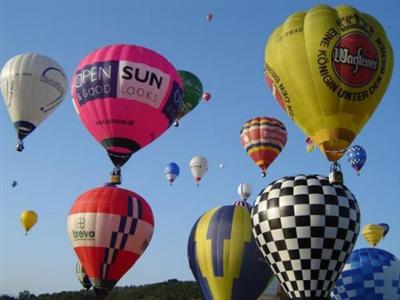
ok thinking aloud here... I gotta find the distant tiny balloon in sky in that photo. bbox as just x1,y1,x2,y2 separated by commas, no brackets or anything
11,180,17,188
206,13,213,22
202,92,211,101
219,164,224,168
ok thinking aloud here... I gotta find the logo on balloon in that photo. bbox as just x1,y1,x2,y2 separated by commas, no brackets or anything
332,33,378,87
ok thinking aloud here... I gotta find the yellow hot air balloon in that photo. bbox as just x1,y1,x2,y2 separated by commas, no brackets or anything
264,4,393,162
362,224,384,247
20,210,38,235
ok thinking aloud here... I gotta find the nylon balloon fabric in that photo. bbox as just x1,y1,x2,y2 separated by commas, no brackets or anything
331,248,400,300
71,44,183,168
67,186,154,291
240,116,287,176
251,174,361,300
264,5,393,161
188,205,273,300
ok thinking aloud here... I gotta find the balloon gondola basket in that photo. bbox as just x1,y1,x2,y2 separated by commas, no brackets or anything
329,162,343,184
16,140,24,152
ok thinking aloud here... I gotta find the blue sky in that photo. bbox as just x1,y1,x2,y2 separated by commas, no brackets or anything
1,0,399,296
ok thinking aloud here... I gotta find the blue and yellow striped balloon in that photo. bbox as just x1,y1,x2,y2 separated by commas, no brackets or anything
188,205,273,300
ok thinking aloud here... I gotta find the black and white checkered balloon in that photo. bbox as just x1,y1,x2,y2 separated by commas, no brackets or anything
251,174,360,300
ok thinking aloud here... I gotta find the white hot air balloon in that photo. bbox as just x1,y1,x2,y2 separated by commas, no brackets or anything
1,53,67,151
237,183,252,201
189,156,208,186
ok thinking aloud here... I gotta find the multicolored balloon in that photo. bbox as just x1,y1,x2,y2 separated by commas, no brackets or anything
67,185,154,297
347,145,367,175
71,44,183,170
362,224,384,247
237,183,252,201
76,261,92,290
164,162,180,185
251,174,360,300
174,70,203,126
189,156,208,186
20,210,38,235
331,248,400,300
188,204,273,300
264,5,393,162
240,116,287,177
1,53,67,151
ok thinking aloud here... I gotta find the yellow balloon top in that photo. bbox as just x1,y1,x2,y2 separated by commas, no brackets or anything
20,210,38,235
265,4,393,161
362,224,384,247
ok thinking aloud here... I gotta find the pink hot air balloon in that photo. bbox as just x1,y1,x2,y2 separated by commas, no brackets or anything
67,185,154,299
71,44,183,183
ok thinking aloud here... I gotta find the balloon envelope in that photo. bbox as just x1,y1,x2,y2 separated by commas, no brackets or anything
251,174,360,300
164,162,180,185
237,183,252,201
347,145,367,174
71,44,183,168
188,205,273,300
189,156,208,185
76,261,92,290
1,53,67,150
240,116,287,176
20,210,38,234
67,185,154,291
175,70,203,123
362,224,384,247
331,248,400,300
264,5,393,161
379,223,390,237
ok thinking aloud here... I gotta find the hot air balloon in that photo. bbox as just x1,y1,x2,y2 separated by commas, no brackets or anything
174,70,203,127
347,145,367,175
264,5,393,163
202,92,211,101
379,223,390,237
164,162,180,185
11,180,17,188
251,174,361,300
206,13,213,22
67,185,154,299
362,224,384,247
240,117,287,177
71,44,183,184
237,183,252,201
20,210,38,235
188,204,274,300
331,248,400,300
76,261,92,291
189,156,208,186
1,53,67,151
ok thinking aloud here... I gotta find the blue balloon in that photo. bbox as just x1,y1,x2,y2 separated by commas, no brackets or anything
347,145,367,175
379,223,390,237
331,248,400,300
164,162,180,185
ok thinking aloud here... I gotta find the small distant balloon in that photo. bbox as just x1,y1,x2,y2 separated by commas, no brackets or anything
219,163,224,168
20,210,38,235
189,156,208,186
11,180,17,188
378,223,390,237
202,92,211,101
206,13,213,22
164,162,180,186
